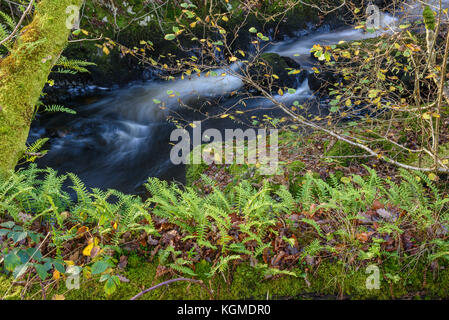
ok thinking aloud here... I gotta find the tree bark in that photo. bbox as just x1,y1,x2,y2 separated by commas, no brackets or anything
0,0,83,177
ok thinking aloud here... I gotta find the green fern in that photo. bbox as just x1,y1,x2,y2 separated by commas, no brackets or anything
43,105,77,115
54,56,96,74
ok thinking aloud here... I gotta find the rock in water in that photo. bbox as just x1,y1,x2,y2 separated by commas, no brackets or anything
248,52,307,93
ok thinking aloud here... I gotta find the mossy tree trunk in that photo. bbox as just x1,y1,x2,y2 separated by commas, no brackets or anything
0,0,83,177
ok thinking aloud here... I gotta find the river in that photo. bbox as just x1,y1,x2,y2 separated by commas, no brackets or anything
26,1,445,194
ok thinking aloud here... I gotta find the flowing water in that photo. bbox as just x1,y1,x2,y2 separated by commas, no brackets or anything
27,3,446,194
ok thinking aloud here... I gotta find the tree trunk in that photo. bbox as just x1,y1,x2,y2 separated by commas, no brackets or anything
0,0,83,177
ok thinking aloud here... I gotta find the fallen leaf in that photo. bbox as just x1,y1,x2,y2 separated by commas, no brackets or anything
90,246,101,258
372,200,384,210
53,270,61,280
83,242,94,257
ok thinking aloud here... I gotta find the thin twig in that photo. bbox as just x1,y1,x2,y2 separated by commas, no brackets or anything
130,277,213,300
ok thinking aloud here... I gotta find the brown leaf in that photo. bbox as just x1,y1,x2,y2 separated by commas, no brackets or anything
90,246,101,258
372,200,384,210
118,255,128,269
69,250,79,263
76,226,89,236
356,232,373,243
155,265,169,278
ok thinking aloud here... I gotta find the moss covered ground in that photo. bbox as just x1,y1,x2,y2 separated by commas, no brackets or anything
6,253,448,300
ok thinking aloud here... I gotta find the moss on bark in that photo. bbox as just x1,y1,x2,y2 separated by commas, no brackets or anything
0,0,83,176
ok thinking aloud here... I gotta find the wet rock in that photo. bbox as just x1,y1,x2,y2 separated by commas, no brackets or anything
248,53,308,93
308,70,338,93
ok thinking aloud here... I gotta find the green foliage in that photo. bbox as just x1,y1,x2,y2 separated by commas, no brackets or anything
23,138,49,163
42,105,76,115
296,165,449,220
145,175,294,278
1,165,449,298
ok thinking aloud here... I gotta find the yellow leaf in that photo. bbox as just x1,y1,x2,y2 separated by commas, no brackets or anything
220,114,229,118
53,270,61,280
52,294,65,301
83,242,94,257
422,113,431,120
102,46,110,55
64,260,74,266
428,173,438,181
229,56,238,62
278,88,284,96
222,16,229,22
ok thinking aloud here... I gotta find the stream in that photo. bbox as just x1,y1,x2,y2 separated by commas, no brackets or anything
26,2,444,194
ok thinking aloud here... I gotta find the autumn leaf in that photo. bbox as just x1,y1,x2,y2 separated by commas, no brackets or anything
76,226,89,236
102,46,110,55
53,270,61,280
83,242,94,257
